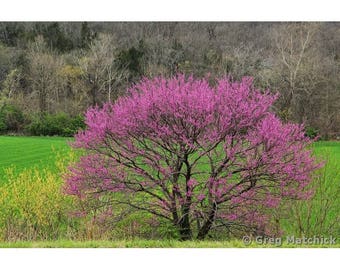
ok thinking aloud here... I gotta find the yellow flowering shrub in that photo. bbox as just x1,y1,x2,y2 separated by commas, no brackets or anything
0,151,79,241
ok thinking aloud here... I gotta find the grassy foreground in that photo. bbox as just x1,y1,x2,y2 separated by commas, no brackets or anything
0,240,338,248
0,137,338,246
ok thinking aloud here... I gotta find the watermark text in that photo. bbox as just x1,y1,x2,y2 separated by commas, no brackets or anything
242,235,337,246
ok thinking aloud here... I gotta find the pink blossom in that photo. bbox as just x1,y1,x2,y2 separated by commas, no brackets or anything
64,74,321,239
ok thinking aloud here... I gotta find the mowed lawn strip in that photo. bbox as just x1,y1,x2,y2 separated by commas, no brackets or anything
0,239,338,248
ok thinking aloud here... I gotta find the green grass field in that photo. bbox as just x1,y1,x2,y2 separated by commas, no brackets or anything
0,136,71,180
313,140,340,159
0,136,338,247
1,136,338,175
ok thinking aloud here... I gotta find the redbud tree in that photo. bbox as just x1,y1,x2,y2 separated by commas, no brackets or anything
65,75,320,240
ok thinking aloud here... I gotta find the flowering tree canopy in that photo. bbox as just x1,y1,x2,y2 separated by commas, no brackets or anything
65,75,320,240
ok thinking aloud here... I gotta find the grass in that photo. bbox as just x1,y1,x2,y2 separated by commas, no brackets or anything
0,136,338,247
0,136,337,175
0,136,71,182
313,140,340,158
0,239,338,248
275,140,340,239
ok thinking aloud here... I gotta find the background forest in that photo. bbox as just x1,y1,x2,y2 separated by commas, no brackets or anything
0,22,339,139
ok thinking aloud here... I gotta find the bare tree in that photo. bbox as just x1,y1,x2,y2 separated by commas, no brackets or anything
27,36,61,114
78,33,127,106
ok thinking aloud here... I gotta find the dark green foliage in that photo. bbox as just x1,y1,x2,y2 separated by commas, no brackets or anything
80,22,97,49
23,23,75,53
0,45,14,83
0,104,25,133
44,23,74,52
0,22,25,47
26,113,85,137
117,40,146,81
0,118,5,132
305,126,319,139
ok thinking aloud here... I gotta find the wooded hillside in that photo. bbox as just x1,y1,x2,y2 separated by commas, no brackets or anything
0,22,339,138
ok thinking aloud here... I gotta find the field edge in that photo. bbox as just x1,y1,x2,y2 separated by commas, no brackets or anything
0,240,339,248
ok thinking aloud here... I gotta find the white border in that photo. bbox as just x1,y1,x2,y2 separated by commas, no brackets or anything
0,248,338,270
0,1,338,269
0,0,339,21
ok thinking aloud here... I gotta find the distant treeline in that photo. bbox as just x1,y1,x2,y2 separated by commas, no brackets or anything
0,22,339,138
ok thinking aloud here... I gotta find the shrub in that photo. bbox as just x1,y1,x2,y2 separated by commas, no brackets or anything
305,126,319,139
0,148,160,241
0,118,5,132
26,113,85,137
0,150,81,241
0,104,25,133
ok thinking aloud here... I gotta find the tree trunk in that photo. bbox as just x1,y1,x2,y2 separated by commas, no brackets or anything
178,204,192,241
197,202,217,240
39,87,47,113
91,84,98,107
